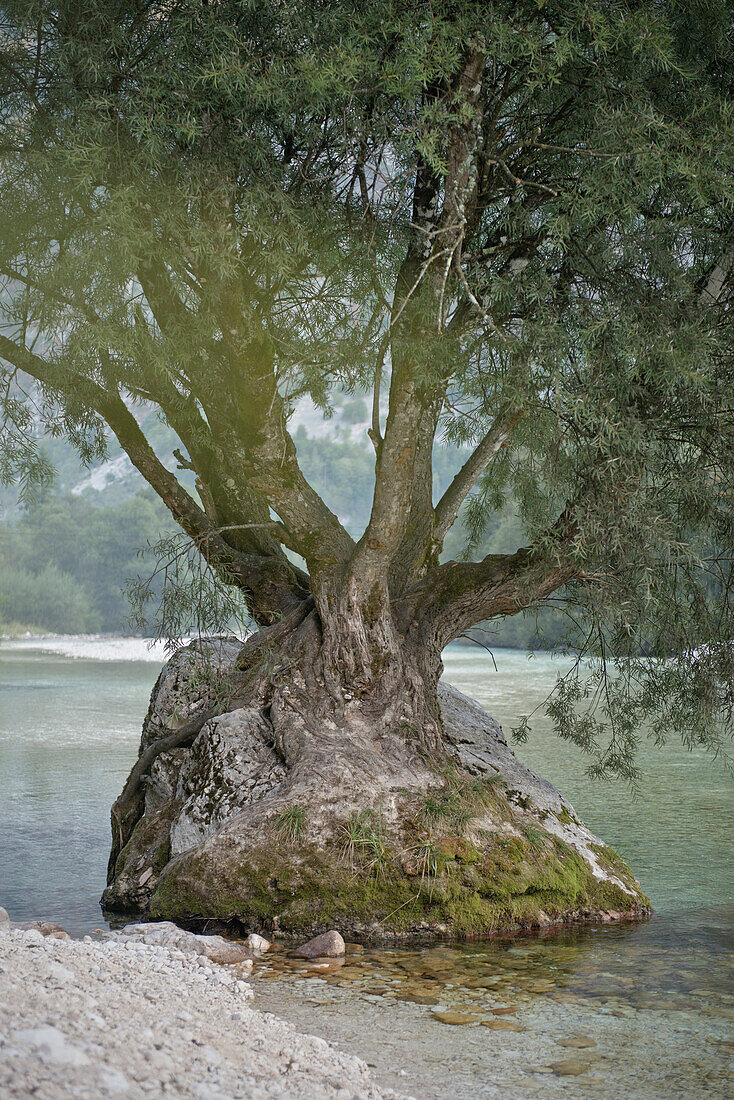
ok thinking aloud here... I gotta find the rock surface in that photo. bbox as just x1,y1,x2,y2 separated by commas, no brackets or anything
245,933,271,955
113,921,255,964
295,930,346,958
0,928,406,1100
10,920,71,940
104,638,650,936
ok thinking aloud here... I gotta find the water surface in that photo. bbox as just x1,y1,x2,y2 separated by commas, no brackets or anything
1,638,732,1099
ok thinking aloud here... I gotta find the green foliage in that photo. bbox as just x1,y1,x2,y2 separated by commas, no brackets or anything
0,490,177,633
0,0,731,774
0,562,97,634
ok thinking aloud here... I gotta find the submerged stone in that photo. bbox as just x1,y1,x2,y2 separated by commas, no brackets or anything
550,1059,592,1076
481,1019,525,1031
557,1035,598,1049
431,1010,480,1025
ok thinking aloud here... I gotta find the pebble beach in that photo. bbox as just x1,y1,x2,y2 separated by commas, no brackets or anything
0,927,406,1100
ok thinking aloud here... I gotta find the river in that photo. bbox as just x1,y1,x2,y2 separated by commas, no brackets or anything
1,637,732,1098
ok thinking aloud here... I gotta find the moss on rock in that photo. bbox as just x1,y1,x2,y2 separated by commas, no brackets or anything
149,813,650,942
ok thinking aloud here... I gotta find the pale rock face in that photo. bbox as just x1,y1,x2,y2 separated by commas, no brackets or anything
117,922,255,965
244,933,271,955
11,1025,91,1067
0,906,10,932
169,708,286,856
440,684,634,894
141,636,243,816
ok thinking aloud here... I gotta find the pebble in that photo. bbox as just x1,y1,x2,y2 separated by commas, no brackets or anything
550,1058,592,1076
431,1011,480,1025
557,1035,597,1049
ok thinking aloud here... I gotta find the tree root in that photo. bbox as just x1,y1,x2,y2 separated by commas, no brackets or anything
108,705,220,883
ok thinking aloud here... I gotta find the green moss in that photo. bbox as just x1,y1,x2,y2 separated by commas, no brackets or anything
434,836,481,864
150,817,649,940
114,801,176,882
588,842,649,900
555,805,580,826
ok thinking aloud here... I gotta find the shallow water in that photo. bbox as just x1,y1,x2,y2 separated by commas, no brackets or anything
252,908,734,1098
1,638,732,1098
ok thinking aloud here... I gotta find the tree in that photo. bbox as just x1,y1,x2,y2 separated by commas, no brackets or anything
1,1,732,930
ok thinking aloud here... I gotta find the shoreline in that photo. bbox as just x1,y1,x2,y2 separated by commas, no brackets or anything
0,925,407,1100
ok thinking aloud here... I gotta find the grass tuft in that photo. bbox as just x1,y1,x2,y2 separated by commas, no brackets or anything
275,805,306,843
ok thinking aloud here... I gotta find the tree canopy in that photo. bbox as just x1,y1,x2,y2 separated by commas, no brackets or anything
1,0,733,777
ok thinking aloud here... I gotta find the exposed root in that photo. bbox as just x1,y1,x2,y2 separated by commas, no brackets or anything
108,705,221,883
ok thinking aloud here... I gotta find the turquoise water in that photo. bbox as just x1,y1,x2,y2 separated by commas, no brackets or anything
1,639,732,1099
0,640,731,928
0,646,155,931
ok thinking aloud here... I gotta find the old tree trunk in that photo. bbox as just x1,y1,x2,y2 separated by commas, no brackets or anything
103,558,650,940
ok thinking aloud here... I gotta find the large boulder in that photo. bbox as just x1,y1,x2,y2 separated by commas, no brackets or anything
103,639,650,940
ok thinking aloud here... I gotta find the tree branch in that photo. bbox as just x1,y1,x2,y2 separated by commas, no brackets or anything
433,405,524,543
0,335,309,622
699,239,734,307
409,508,579,648
412,545,577,650
354,47,486,590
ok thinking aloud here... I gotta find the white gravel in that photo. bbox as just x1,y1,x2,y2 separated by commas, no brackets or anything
0,930,409,1100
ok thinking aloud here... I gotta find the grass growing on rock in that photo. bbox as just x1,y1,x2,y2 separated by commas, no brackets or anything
339,808,389,877
275,806,307,844
414,766,504,834
150,812,650,941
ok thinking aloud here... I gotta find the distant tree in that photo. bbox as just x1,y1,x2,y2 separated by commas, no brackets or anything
0,0,732,798
0,491,181,631
0,562,98,633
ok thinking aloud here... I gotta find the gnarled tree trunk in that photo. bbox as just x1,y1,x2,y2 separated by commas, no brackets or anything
103,603,651,940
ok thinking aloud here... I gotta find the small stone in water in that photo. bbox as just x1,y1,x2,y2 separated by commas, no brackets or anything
431,1011,480,1025
482,1019,525,1032
244,933,270,956
295,930,345,958
557,1035,597,1049
550,1059,591,1076
491,1005,519,1015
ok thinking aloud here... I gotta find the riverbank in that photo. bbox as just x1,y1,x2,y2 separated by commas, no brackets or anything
0,926,406,1100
